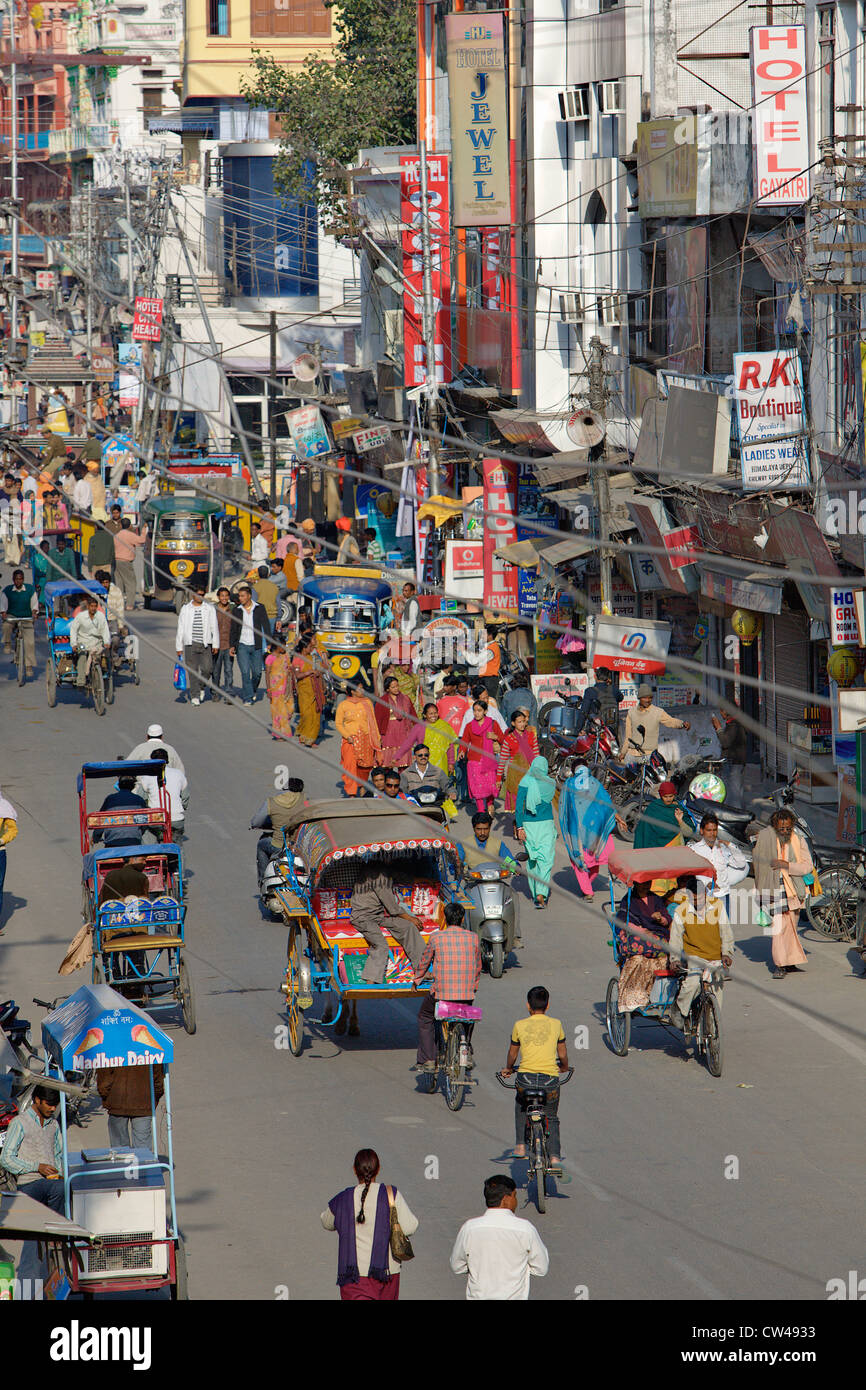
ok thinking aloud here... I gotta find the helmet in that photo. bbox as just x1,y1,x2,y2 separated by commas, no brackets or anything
689,772,726,803
146,723,164,739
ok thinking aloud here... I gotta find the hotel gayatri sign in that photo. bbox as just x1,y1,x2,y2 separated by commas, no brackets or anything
445,10,510,227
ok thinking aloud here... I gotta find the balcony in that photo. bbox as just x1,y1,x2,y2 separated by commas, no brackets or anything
48,123,111,156
18,131,50,151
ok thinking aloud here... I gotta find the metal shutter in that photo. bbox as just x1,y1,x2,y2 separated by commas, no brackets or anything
769,612,810,777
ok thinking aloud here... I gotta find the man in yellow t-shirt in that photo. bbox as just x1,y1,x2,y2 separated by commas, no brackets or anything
502,986,569,1165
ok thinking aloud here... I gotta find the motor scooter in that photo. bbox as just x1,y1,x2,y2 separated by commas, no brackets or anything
463,860,521,978
254,831,309,921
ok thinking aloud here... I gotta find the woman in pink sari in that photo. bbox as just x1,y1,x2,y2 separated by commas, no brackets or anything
461,699,501,813
264,641,294,740
496,709,539,813
375,674,418,769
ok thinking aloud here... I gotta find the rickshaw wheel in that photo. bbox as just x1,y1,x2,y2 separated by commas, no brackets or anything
170,1237,189,1300
605,978,631,1056
286,927,304,1056
46,661,57,707
178,958,196,1035
699,992,723,1077
90,662,105,715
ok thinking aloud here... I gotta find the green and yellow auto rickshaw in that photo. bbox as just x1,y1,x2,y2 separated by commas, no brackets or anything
142,496,225,611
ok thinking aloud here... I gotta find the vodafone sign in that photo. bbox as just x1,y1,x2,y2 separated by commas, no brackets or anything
750,26,809,207
445,539,483,600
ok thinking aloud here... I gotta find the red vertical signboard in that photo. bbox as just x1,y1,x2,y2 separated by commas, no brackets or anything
400,153,452,389
482,457,519,614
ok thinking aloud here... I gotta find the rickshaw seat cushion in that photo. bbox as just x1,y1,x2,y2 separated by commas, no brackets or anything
338,947,419,987
313,881,444,936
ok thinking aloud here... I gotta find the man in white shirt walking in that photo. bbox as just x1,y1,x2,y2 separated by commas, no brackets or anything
136,748,189,840
450,1175,549,1300
175,587,219,705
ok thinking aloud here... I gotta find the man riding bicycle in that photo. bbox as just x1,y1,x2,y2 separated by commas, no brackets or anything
414,901,482,1074
502,986,569,1166
69,593,110,688
1,568,38,678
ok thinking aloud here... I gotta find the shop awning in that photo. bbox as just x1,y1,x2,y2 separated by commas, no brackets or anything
537,537,594,574
700,565,784,614
495,538,548,568
417,494,464,528
490,409,562,453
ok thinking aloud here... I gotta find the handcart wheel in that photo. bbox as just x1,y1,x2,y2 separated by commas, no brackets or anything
170,1237,189,1300
286,926,304,1056
605,978,630,1056
699,992,723,1078
178,958,196,1035
45,661,57,707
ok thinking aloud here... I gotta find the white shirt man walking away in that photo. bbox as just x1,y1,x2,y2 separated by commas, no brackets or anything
450,1174,549,1299
175,587,219,705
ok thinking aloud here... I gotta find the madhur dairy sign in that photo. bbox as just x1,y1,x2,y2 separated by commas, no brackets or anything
750,25,810,207
733,349,811,490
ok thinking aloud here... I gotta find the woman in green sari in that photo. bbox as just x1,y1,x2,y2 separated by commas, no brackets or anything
421,702,459,817
633,781,687,893
515,755,558,909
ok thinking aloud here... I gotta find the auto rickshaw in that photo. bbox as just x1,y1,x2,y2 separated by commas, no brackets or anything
299,565,391,691
141,496,225,612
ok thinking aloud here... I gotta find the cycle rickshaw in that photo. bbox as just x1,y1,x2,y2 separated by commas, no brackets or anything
44,580,114,713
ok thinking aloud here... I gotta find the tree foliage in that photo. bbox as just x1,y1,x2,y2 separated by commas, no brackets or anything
244,0,416,234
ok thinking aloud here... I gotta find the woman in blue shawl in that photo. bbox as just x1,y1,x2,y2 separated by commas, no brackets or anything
515,755,558,909
559,762,627,903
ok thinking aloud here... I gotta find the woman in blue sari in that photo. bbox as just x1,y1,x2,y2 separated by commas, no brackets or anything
559,762,627,903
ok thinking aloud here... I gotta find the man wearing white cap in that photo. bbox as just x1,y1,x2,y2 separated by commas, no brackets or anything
620,684,689,762
127,723,186,777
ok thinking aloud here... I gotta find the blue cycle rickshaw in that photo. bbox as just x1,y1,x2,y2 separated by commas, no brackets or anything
77,759,172,857
83,843,196,1035
44,579,113,713
41,984,188,1299
605,846,724,1076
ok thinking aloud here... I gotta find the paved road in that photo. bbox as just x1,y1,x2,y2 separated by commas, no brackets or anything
3,594,866,1301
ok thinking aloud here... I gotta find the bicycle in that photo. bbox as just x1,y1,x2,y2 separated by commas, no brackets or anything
807,839,866,942
9,617,32,686
497,1068,574,1213
418,1003,482,1112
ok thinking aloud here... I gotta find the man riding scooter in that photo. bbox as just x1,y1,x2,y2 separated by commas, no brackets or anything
459,812,524,976
250,778,305,914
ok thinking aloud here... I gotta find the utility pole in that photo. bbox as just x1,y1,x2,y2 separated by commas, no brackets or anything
85,186,93,429
123,153,135,302
268,309,277,504
168,194,264,500
418,140,441,495
587,335,612,612
9,0,18,432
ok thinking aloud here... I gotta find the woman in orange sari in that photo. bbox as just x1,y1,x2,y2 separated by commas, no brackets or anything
335,691,381,796
291,634,326,746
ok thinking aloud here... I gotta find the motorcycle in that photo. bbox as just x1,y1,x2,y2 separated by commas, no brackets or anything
405,784,452,822
255,832,310,921
463,860,520,978
546,716,617,787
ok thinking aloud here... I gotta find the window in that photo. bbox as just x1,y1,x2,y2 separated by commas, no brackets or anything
251,0,329,38
142,88,163,118
208,0,229,37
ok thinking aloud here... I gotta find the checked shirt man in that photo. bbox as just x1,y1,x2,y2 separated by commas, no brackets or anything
414,901,482,1071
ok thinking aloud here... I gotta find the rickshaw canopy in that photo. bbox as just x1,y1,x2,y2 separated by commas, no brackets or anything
289,800,457,886
608,846,717,887
301,574,392,605
87,841,182,873
77,759,165,793
143,496,222,518
41,984,174,1071
44,580,107,602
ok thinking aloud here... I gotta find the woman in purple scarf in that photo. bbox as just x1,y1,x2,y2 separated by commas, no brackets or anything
321,1149,419,1300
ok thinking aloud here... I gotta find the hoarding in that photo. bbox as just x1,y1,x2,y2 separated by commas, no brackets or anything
444,539,484,602
117,342,142,407
132,295,163,343
590,615,673,675
830,587,863,647
733,349,810,489
445,10,510,227
751,25,809,207
400,153,451,389
482,457,518,613
286,405,331,461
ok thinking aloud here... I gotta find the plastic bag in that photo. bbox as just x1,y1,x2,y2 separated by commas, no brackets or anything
173,661,188,692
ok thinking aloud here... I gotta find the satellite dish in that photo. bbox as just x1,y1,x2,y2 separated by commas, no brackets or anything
292,353,320,382
566,409,606,449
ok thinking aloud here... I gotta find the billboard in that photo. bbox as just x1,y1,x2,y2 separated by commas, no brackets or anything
751,25,809,207
132,295,163,342
400,153,452,388
590,615,673,675
733,349,810,489
286,405,331,461
482,457,518,613
117,342,142,407
445,11,510,227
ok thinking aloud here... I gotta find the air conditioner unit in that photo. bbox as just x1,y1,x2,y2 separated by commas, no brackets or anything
383,308,403,360
599,80,624,115
600,294,626,326
558,86,590,122
558,292,584,323
73,1181,167,1281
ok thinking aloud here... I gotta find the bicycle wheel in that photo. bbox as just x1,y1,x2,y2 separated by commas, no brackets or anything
105,661,115,706
805,866,858,941
444,1024,467,1112
178,958,196,1035
90,662,105,715
605,977,631,1056
16,634,25,685
617,801,639,842
699,992,723,1078
533,1129,547,1214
